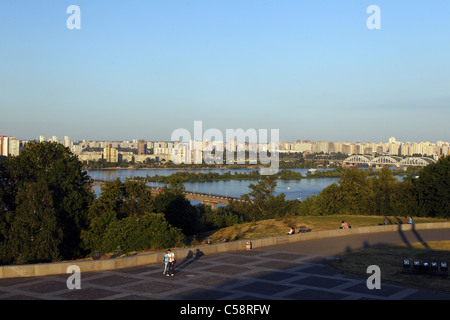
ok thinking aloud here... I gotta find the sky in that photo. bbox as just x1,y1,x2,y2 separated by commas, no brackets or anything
0,1,449,143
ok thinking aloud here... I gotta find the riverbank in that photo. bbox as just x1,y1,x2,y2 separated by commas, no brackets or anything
84,165,265,170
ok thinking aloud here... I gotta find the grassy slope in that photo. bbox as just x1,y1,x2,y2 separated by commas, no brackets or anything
205,215,447,243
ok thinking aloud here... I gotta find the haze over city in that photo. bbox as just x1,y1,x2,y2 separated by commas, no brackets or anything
1,1,449,142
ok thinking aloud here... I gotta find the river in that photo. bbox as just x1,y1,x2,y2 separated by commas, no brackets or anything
87,167,340,202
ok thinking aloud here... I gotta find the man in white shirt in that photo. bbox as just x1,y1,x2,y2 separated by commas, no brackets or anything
167,249,176,276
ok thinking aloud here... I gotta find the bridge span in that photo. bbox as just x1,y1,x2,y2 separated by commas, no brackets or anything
317,155,436,168
91,180,243,210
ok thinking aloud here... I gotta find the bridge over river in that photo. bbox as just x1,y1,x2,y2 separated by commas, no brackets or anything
91,179,243,210
317,155,437,168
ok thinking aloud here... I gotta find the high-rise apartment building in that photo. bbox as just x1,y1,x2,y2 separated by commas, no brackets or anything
8,137,20,156
0,136,8,156
137,139,147,155
64,136,72,148
103,144,119,162
389,142,400,155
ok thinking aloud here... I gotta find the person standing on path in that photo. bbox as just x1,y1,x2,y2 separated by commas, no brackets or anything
167,249,176,276
162,250,169,275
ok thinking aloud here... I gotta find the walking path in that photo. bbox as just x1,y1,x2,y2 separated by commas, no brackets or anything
1,228,449,300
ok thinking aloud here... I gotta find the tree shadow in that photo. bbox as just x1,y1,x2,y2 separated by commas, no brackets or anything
175,249,205,274
411,223,431,250
397,222,430,249
397,223,412,248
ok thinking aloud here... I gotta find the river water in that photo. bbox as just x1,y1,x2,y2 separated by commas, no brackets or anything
87,168,340,201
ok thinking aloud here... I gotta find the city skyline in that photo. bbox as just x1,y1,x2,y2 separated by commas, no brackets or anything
1,1,449,142
9,134,450,145
4,134,447,165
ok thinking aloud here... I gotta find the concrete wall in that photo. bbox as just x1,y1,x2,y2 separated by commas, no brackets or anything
1,222,450,279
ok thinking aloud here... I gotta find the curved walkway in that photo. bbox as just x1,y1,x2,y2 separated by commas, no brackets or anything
1,228,450,301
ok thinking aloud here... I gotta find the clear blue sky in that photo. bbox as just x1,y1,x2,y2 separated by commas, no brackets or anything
1,1,449,142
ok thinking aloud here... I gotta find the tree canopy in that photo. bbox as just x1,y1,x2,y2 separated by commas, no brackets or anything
414,155,450,218
0,142,94,264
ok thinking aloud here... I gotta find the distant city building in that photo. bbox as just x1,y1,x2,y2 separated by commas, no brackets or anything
70,144,83,155
8,137,21,156
137,139,147,155
78,151,102,162
102,144,119,162
0,136,9,156
64,136,71,148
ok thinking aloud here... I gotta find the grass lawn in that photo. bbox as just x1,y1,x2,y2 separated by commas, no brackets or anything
328,241,450,294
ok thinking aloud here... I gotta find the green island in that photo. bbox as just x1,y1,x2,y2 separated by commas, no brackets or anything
129,166,421,184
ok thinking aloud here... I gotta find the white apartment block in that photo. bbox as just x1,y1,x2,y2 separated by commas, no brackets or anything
0,136,9,156
8,137,21,156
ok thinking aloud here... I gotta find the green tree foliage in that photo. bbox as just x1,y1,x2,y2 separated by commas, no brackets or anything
0,158,9,246
1,142,93,264
6,181,63,264
296,194,321,216
414,156,450,218
101,213,185,253
238,178,295,220
297,166,429,218
83,178,154,252
198,205,243,230
83,176,190,254
152,176,200,236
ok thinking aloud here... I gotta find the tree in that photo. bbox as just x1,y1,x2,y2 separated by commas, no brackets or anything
414,156,450,218
7,181,63,264
0,157,12,261
239,178,291,220
2,141,93,263
311,168,372,216
82,178,154,252
369,167,398,216
335,168,371,215
152,176,199,236
101,213,185,253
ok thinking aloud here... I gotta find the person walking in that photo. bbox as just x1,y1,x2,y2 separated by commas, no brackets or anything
167,249,176,276
162,250,169,275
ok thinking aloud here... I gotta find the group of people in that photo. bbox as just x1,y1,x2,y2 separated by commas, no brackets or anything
162,249,176,276
404,216,414,224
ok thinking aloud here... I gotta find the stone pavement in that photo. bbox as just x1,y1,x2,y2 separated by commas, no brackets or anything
1,247,449,301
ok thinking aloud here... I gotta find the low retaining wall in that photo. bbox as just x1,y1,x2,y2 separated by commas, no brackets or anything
1,222,450,279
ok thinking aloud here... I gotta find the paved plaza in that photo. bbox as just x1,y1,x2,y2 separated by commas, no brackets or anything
0,250,449,300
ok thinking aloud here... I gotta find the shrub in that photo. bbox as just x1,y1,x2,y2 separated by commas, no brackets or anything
100,213,185,254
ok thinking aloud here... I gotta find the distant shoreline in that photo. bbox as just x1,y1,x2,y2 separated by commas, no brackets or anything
85,165,267,171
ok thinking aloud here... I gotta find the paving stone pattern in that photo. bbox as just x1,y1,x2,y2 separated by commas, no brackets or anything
1,249,449,300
